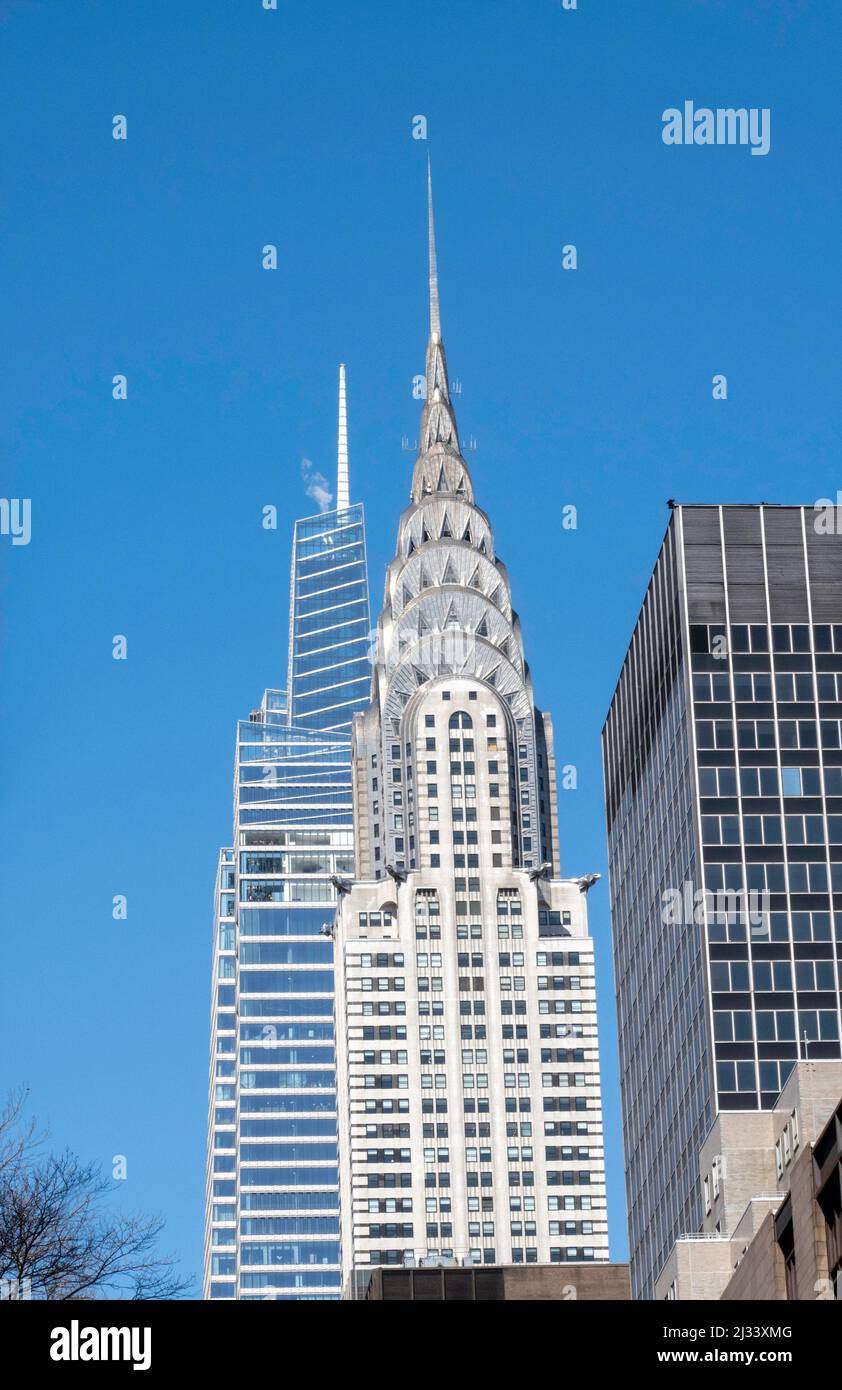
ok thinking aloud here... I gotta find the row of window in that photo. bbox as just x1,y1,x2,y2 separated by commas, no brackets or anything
713,1009,839,1043
699,765,840,798
705,862,842,895
697,719,842,750
702,813,842,844
710,959,837,992
693,671,842,703
419,1193,598,1213
364,1247,599,1265
691,623,842,656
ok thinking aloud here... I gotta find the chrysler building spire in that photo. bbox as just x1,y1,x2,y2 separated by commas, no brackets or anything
336,362,350,511
427,157,441,342
417,161,460,477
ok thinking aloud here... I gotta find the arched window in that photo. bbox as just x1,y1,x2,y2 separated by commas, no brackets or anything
448,711,473,730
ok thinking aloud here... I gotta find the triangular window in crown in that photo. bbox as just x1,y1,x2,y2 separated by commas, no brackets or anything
461,522,473,543
436,465,449,492
419,565,431,590
440,511,452,538
444,601,460,631
421,522,430,543
468,565,482,590
478,537,487,556
486,666,498,687
476,615,489,638
489,585,502,609
442,557,458,585
406,536,416,557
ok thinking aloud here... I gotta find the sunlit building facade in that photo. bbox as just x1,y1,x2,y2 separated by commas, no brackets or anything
332,172,609,1281
204,370,371,1300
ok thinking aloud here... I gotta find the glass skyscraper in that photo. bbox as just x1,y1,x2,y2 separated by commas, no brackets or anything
204,369,372,1300
603,503,842,1298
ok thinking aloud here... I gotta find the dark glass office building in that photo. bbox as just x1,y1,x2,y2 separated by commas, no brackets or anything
602,504,842,1298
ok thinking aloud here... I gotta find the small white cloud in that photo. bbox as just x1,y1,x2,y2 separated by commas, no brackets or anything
300,456,333,514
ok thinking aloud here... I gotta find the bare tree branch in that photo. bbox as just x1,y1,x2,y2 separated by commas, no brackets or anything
0,1091,191,1300
0,1087,41,1183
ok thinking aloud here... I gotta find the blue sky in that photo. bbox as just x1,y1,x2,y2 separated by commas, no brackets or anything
1,0,840,1283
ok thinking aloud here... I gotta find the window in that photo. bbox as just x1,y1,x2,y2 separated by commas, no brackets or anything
698,766,738,797
694,673,733,702
696,721,734,750
739,766,779,798
782,767,802,796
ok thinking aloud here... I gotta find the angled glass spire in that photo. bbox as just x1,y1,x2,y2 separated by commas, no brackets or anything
286,368,372,735
336,363,350,512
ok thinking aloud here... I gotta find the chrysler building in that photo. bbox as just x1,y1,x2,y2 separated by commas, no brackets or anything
333,168,609,1277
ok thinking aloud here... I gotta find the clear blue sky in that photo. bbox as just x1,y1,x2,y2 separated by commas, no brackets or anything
2,0,840,1284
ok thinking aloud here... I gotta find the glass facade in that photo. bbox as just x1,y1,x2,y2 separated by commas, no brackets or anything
205,495,371,1300
692,617,842,1109
603,505,842,1298
287,504,371,734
